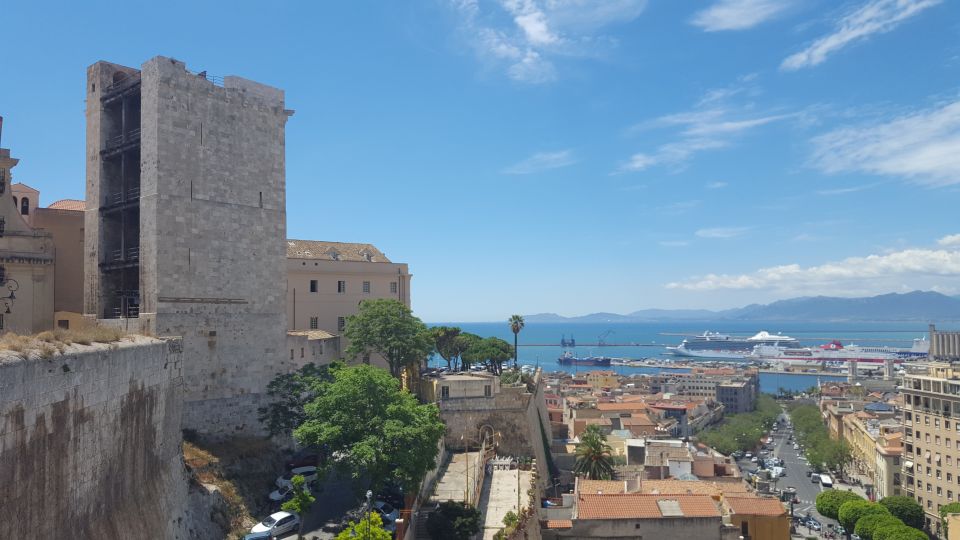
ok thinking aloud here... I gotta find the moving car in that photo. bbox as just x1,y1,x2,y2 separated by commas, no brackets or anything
276,466,318,489
374,500,399,523
251,511,300,537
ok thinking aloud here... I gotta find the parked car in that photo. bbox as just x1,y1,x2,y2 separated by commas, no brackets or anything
809,521,822,531
269,482,312,503
374,500,399,523
286,451,319,470
750,456,758,463
251,511,300,537
810,474,820,483
805,470,813,477
276,466,318,489
243,532,273,540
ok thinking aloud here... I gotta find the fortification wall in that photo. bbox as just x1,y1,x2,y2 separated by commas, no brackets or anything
0,336,219,539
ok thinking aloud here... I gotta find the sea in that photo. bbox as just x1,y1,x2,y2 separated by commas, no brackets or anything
427,321,959,394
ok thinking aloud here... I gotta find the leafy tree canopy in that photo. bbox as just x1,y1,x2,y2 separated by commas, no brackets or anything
280,474,316,538
335,511,392,540
426,501,482,540
838,500,890,532
879,496,924,530
573,425,615,480
873,523,929,540
345,299,433,377
294,365,446,493
462,336,513,375
257,362,337,437
430,326,463,370
941,502,960,537
815,490,864,520
854,513,905,540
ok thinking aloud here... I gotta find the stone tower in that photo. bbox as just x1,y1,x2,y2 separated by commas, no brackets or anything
85,57,292,435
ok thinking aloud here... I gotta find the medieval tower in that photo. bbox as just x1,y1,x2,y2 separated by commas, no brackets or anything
84,57,291,435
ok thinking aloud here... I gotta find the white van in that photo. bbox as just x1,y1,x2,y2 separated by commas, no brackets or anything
820,475,834,488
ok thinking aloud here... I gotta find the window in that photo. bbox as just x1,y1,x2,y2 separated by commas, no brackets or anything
309,317,318,330
290,349,294,360
300,348,304,358
0,217,4,237
938,436,942,445
338,280,346,294
441,386,450,399
937,419,941,428
484,385,492,397
363,281,371,294
950,490,954,501
0,314,3,330
337,317,346,332
948,421,952,429
0,167,5,193
20,197,29,215
927,416,931,425
57,319,69,329
310,280,318,293
390,281,398,294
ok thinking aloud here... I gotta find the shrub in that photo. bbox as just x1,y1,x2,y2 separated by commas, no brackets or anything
854,511,903,540
879,496,925,530
873,523,929,540
816,490,864,520
426,501,481,540
838,500,890,532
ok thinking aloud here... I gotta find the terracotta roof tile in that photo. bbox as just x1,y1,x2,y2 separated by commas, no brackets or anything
578,480,627,494
543,519,573,529
577,494,721,520
47,199,85,211
286,240,391,263
596,402,649,412
725,497,786,517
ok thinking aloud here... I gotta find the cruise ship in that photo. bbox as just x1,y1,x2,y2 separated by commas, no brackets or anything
666,330,798,358
749,341,901,367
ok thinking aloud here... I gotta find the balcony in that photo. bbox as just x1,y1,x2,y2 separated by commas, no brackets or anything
101,128,141,158
100,187,141,212
99,246,140,271
100,74,141,104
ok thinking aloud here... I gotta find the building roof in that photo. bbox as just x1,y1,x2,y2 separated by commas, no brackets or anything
287,330,337,340
542,520,573,529
47,199,85,211
286,240,391,263
621,415,657,426
864,402,894,412
596,402,649,412
640,479,752,497
578,480,628,494
724,497,787,517
577,494,721,520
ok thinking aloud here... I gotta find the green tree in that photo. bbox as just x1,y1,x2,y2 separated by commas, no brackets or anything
257,362,337,437
345,299,433,378
426,501,482,540
878,496,925,530
462,336,513,375
573,425,615,480
294,365,446,493
838,500,890,533
508,315,525,368
873,523,929,540
454,333,482,371
815,490,864,520
855,513,905,540
280,474,316,539
941,502,960,537
429,326,462,369
335,511,392,540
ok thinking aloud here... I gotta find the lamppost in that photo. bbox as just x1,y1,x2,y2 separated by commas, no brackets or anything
0,277,19,314
365,489,373,540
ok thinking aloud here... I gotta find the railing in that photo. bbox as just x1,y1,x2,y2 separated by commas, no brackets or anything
104,186,141,207
105,246,139,264
189,70,224,87
103,73,142,95
105,128,141,150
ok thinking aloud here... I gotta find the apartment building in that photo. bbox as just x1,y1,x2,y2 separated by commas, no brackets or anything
842,411,902,500
901,356,960,537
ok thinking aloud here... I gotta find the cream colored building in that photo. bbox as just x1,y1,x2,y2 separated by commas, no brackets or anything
286,239,410,364
902,361,960,537
875,431,903,499
586,370,620,390
0,138,54,334
34,199,85,328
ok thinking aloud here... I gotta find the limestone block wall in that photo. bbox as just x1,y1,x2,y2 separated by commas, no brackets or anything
0,337,214,539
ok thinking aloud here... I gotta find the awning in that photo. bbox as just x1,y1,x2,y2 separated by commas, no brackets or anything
926,451,932,459
936,454,942,462
904,460,914,468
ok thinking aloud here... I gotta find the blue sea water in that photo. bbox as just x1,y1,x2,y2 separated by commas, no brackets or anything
427,321,956,393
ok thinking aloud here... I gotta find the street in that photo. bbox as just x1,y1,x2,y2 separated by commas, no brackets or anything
733,407,866,538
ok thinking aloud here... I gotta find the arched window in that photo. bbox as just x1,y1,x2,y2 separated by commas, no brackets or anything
20,197,29,215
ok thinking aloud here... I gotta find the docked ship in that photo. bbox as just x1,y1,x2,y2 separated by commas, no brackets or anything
557,351,612,367
749,341,902,366
666,330,798,359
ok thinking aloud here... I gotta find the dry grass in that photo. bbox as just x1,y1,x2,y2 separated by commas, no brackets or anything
0,322,126,357
183,438,286,538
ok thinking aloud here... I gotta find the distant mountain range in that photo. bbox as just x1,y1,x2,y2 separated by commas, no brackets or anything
525,291,960,323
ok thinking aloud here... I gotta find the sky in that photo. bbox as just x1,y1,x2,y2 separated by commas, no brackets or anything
2,0,960,322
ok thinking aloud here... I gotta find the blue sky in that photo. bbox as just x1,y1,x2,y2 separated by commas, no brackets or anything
2,0,960,321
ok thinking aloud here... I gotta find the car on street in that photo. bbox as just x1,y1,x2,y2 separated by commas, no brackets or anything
269,482,312,503
750,456,758,462
809,521,822,531
251,511,300,537
811,474,820,483
374,500,400,523
806,470,813,477
276,466,318,489
243,532,273,540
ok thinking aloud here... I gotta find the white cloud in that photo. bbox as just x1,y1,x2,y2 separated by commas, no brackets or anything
939,234,960,247
691,0,793,32
502,149,576,174
782,0,942,71
696,226,750,239
450,0,647,83
811,99,960,186
619,76,792,172
667,239,960,294
706,181,729,189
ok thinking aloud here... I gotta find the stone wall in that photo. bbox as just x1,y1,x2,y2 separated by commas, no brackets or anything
0,337,218,539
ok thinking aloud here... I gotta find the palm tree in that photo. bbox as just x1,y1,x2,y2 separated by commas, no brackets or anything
573,426,615,480
508,315,525,368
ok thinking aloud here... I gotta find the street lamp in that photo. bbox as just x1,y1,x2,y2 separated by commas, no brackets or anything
0,277,19,314
365,489,373,540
